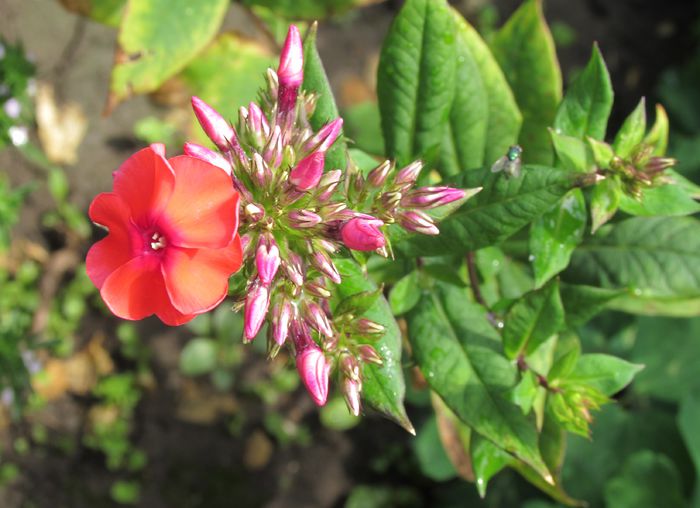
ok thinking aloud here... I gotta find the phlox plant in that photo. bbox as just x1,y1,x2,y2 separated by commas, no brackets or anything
85,0,700,503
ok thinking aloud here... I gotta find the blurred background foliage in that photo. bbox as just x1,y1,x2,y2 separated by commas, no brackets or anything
0,0,699,507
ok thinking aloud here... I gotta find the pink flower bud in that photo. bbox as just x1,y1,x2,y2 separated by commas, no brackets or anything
248,102,270,138
271,299,293,346
183,142,231,175
284,251,305,286
355,318,385,335
252,153,271,187
277,25,303,113
402,186,467,209
263,125,283,167
343,378,361,416
358,344,383,365
305,278,331,299
303,301,334,337
244,203,265,223
367,160,392,187
398,210,439,235
304,118,344,153
380,191,402,212
191,96,236,152
295,343,331,406
256,238,280,286
244,282,270,341
290,151,325,191
394,160,424,188
339,352,361,381
311,251,341,284
317,169,342,201
287,209,322,229
340,217,386,251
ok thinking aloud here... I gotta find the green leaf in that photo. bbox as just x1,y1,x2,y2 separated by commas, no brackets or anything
590,176,621,233
179,338,218,376
334,259,412,433
512,370,538,414
618,171,700,217
335,287,383,317
241,0,374,20
470,433,512,497
342,101,384,156
389,271,421,315
609,294,700,317
559,284,625,328
407,284,550,478
491,0,562,165
550,132,594,172
439,9,522,176
553,43,613,140
181,33,275,144
59,0,126,27
503,281,564,359
392,165,577,257
630,316,700,402
530,188,587,288
319,396,361,431
643,104,669,156
566,354,642,396
567,216,700,299
412,416,458,481
612,98,647,158
587,137,615,168
109,0,229,106
377,0,456,167
604,451,685,508
303,23,347,172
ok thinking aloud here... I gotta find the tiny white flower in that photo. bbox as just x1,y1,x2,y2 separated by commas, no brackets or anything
8,125,28,146
3,97,21,118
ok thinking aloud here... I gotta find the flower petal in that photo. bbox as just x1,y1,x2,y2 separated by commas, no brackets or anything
162,234,242,315
113,146,175,227
161,155,239,249
100,255,164,321
86,193,138,289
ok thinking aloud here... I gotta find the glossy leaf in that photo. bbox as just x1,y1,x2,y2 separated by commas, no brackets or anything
439,9,521,176
550,131,594,172
567,216,700,299
470,433,512,497
559,284,625,328
530,188,587,288
590,176,621,233
389,271,421,315
491,0,562,165
566,354,642,396
643,104,669,156
408,284,550,477
241,0,376,20
303,23,347,171
377,0,456,167
503,281,564,359
612,98,647,159
334,259,412,433
109,0,229,106
553,44,613,141
181,34,275,144
393,166,577,257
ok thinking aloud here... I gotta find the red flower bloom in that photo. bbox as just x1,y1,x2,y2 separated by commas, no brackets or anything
86,144,242,325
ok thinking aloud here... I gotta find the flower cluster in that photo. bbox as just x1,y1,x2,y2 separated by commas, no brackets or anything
88,25,472,414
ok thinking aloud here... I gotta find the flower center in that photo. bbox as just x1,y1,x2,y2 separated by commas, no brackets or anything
150,232,167,251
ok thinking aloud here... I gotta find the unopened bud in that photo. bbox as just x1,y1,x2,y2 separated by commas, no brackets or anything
304,118,344,153
358,344,383,365
244,282,270,341
288,209,323,229
311,251,341,284
256,237,280,286
319,202,347,221
356,318,385,335
303,300,334,337
295,343,330,406
317,169,343,201
191,96,239,153
183,142,231,175
277,25,303,113
380,191,403,212
244,203,265,222
402,186,467,209
252,152,271,187
248,101,270,138
367,160,393,187
306,278,332,299
290,151,325,191
271,299,293,346
394,160,424,188
645,156,676,175
284,251,305,286
343,377,362,417
398,210,439,235
339,352,361,381
341,217,386,251
263,125,283,168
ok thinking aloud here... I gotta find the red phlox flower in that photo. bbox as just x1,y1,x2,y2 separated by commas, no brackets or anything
86,144,242,325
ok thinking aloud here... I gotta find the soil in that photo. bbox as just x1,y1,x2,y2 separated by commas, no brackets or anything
0,0,696,507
